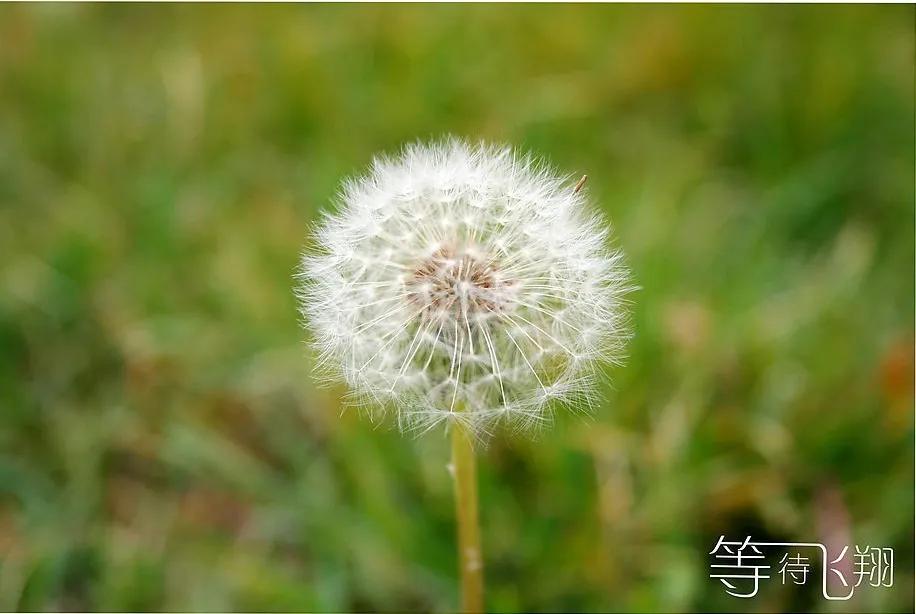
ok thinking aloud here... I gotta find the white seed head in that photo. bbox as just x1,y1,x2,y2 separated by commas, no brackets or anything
297,139,631,436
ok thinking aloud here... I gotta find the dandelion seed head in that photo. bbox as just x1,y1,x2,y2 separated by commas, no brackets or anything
297,138,631,435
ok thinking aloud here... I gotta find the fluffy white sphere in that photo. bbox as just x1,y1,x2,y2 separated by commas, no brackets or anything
298,139,630,435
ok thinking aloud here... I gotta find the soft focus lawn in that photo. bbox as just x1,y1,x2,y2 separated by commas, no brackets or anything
0,4,913,613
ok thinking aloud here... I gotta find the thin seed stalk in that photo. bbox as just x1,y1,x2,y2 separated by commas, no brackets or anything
451,420,483,613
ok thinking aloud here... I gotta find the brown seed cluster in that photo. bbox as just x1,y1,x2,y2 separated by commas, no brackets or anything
406,245,515,317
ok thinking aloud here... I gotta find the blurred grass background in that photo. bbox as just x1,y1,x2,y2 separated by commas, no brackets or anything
0,4,913,613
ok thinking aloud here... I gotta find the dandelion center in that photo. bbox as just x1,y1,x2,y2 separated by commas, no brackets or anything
405,244,517,320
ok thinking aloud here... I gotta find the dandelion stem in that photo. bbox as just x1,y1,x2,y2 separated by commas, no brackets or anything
451,420,483,612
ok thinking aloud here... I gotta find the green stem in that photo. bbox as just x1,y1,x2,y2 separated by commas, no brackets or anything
451,421,484,613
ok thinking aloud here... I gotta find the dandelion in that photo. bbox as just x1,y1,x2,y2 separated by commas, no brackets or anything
296,138,631,612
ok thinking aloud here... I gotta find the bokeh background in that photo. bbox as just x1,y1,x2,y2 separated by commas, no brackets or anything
0,4,913,613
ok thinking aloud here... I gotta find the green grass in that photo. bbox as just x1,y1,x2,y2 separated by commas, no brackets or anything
0,4,913,612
